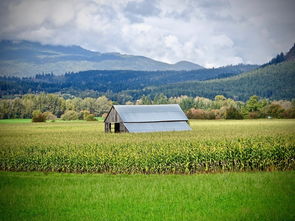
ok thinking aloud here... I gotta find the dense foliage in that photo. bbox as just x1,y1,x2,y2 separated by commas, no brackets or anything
1,61,294,102
0,93,112,119
31,110,47,122
0,64,258,98
0,93,294,119
125,61,295,101
0,120,294,173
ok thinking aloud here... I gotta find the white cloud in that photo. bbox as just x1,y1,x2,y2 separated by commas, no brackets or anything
0,0,294,67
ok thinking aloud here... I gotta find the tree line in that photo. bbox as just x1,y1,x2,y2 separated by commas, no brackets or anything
135,94,295,119
0,94,112,119
0,93,294,120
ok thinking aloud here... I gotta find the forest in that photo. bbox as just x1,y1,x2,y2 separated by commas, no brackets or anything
121,61,295,102
0,64,257,97
1,61,294,103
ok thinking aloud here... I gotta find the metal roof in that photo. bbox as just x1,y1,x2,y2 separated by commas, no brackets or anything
114,104,188,122
124,122,192,133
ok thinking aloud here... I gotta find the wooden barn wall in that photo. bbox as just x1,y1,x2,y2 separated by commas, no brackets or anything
120,123,128,132
105,108,122,123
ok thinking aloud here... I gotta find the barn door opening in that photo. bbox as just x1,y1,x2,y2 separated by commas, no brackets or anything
105,123,111,133
114,123,120,133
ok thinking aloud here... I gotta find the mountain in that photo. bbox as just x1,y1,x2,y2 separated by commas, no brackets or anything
261,43,295,67
0,40,203,76
285,43,295,61
128,60,295,101
172,61,202,70
0,64,258,99
1,41,293,102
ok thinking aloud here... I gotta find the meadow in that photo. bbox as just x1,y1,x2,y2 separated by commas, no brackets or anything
0,119,295,220
0,119,294,173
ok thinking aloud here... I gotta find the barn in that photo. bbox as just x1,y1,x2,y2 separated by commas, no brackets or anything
104,104,192,133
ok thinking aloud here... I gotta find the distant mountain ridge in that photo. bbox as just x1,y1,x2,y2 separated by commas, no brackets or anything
0,40,204,76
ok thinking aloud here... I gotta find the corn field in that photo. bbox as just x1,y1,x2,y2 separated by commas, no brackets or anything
0,120,294,173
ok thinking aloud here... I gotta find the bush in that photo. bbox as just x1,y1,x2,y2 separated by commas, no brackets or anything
186,109,206,119
224,106,243,119
61,110,79,121
248,112,260,119
43,112,57,121
78,110,90,120
186,109,218,119
205,110,216,119
211,109,223,119
85,114,97,121
77,111,84,120
32,110,46,122
262,104,285,118
281,108,295,118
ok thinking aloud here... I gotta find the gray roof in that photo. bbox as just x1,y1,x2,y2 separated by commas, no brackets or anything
124,122,192,133
114,104,188,123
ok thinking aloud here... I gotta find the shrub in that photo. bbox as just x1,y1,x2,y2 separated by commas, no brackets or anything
32,110,46,122
78,111,84,120
85,114,97,121
281,108,295,118
78,110,90,120
211,109,223,119
224,106,243,119
262,104,285,118
248,112,260,119
205,110,216,119
61,110,79,121
186,109,206,119
43,112,57,121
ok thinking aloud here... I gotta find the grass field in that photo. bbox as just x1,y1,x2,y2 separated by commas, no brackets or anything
0,119,294,220
0,117,104,124
0,171,294,221
0,119,294,173
0,118,32,124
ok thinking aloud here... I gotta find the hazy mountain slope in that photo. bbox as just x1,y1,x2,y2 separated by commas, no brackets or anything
261,43,295,68
131,61,295,101
285,43,295,61
0,40,203,76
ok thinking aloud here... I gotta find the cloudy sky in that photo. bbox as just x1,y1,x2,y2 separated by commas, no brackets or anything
0,0,294,67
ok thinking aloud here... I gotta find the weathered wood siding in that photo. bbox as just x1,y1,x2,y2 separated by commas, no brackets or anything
105,107,123,123
119,123,128,132
104,107,127,133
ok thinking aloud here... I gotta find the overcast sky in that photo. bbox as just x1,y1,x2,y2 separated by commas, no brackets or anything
0,0,294,67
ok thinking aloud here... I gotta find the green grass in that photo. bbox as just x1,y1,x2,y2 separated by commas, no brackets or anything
0,119,32,124
0,119,294,173
0,117,104,124
0,171,294,221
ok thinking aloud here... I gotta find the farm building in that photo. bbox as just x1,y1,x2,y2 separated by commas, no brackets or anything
104,104,192,133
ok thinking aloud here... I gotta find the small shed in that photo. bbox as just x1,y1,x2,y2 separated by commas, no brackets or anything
104,104,192,133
